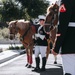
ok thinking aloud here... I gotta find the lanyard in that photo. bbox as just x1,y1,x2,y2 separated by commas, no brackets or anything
38,25,43,33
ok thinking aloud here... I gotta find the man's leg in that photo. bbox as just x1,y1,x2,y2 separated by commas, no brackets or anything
62,54,75,75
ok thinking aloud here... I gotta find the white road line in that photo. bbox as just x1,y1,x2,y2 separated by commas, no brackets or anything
0,54,25,67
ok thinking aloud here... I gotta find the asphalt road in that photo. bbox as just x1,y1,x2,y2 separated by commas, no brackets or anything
0,54,63,75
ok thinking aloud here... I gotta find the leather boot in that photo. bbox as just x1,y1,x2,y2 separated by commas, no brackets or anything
32,57,40,72
41,57,46,71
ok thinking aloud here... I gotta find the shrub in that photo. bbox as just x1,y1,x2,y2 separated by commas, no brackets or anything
8,45,25,50
20,45,25,49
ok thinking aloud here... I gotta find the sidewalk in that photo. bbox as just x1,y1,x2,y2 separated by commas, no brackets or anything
0,50,25,64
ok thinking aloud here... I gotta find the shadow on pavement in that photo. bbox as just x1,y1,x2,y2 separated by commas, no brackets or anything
40,68,63,75
35,64,63,75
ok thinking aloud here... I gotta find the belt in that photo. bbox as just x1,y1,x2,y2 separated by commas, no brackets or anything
68,22,75,27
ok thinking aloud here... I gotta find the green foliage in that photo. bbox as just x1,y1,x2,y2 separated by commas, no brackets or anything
0,5,3,21
1,0,25,21
20,45,25,49
0,22,8,28
9,46,15,50
0,27,9,39
14,46,20,49
15,0,49,18
0,0,49,22
8,45,25,50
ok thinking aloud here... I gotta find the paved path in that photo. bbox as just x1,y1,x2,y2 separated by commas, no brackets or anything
0,50,25,64
0,52,63,75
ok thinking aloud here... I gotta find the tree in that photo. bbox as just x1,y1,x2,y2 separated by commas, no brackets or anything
1,0,25,22
15,0,49,18
0,0,49,22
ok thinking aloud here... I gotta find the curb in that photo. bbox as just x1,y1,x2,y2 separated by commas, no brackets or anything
0,50,25,64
